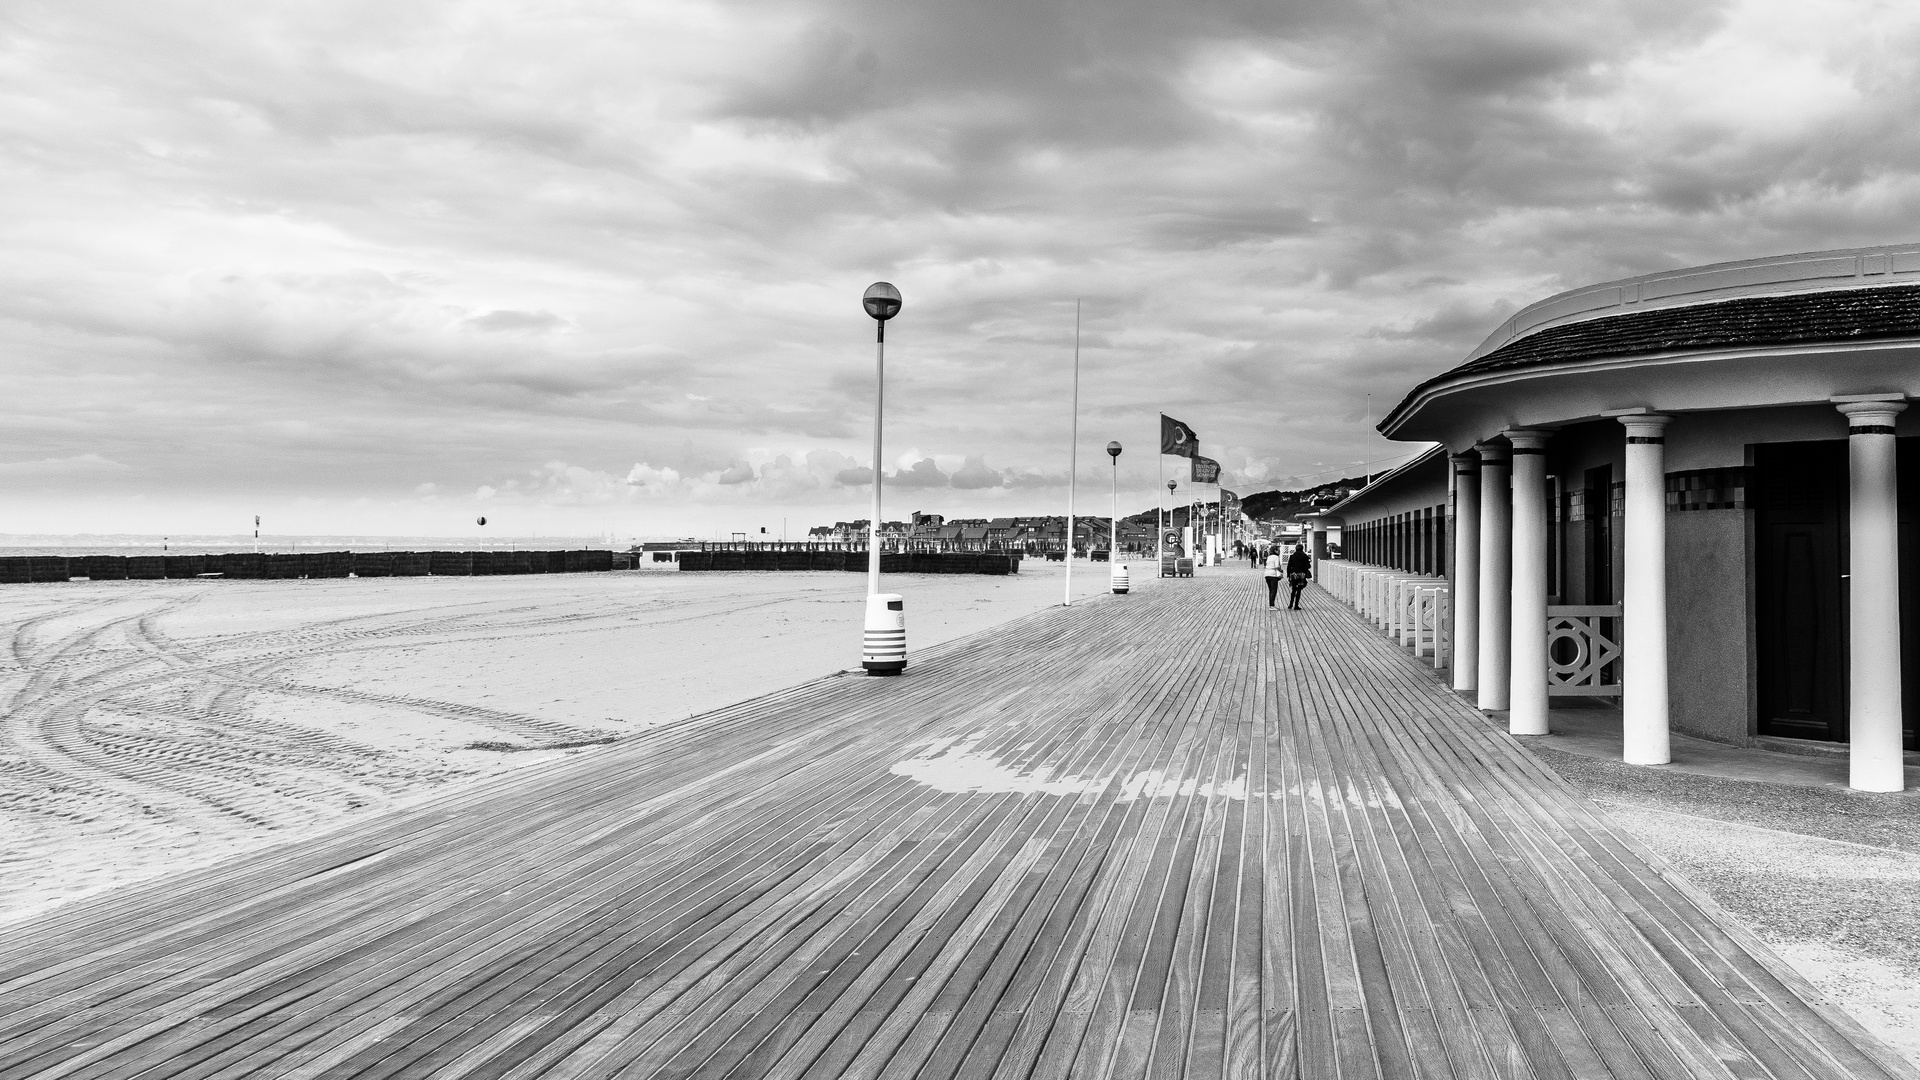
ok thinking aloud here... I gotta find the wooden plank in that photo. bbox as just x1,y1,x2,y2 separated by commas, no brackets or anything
0,574,1910,1080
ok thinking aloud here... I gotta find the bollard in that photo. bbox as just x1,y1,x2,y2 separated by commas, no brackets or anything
862,592,906,675
1111,563,1130,594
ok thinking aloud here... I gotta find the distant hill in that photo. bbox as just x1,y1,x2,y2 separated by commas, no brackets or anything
1240,476,1369,521
1115,474,1368,528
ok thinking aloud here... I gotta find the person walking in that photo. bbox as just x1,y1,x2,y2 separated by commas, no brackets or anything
1286,542,1312,610
1263,547,1283,607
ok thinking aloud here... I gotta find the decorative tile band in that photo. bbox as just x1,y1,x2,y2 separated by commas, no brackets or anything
1665,467,1748,512
1849,424,1899,436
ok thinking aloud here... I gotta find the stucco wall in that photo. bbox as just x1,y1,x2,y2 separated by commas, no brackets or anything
1663,403,1919,470
1666,508,1755,744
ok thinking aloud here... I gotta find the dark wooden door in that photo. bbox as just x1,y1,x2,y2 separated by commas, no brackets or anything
1584,465,1614,606
1755,441,1849,741
1901,439,1920,750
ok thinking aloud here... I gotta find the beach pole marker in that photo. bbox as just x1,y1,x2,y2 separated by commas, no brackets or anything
861,282,905,675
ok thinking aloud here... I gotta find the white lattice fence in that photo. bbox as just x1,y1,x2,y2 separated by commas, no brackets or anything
1412,586,1449,669
1546,605,1623,696
1316,560,1451,672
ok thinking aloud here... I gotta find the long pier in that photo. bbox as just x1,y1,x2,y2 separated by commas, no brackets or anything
1,573,1911,1078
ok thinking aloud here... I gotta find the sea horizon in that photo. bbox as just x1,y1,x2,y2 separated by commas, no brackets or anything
0,532,686,558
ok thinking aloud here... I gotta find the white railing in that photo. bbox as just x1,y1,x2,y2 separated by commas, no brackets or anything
1316,560,1450,672
1410,585,1449,670
1322,565,1623,693
1546,605,1623,696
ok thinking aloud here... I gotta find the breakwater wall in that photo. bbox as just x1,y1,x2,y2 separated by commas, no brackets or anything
0,550,620,583
675,551,1020,575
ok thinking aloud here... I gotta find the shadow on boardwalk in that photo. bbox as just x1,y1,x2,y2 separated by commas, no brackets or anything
1,575,1913,1079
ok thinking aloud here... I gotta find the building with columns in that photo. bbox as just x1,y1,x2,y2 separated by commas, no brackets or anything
1322,244,1920,792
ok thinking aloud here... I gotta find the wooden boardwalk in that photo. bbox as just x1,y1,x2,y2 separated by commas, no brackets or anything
1,573,1913,1080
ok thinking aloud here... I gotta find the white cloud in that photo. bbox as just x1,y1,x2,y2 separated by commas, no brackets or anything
0,454,129,477
3,0,1917,534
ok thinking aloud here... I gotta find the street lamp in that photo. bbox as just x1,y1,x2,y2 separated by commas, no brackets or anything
1167,478,1178,558
861,282,906,675
1107,442,1128,594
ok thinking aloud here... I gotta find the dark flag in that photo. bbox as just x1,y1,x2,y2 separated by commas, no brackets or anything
1221,488,1240,516
1160,414,1199,457
1191,456,1221,484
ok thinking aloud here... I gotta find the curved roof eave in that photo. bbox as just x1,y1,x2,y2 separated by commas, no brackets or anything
1381,280,1920,440
1464,242,1920,363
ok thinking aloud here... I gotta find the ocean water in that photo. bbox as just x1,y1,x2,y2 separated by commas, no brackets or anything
0,534,627,558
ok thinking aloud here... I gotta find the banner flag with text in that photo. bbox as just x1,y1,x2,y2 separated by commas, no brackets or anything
1191,456,1221,484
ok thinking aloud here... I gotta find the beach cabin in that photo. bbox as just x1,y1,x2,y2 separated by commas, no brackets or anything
1327,244,1920,792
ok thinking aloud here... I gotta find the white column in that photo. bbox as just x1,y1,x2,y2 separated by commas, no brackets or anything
1476,440,1511,711
1507,430,1551,735
1451,453,1480,694
1620,414,1673,765
1839,399,1908,792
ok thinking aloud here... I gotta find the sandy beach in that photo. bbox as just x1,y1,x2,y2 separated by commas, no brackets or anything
0,561,1139,925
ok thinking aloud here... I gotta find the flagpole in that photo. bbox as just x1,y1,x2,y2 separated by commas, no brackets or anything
1156,429,1164,565
1065,300,1079,607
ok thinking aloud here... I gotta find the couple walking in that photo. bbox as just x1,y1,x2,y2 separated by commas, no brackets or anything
1264,543,1311,610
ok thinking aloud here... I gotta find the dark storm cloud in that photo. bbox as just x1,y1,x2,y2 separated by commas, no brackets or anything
4,0,1919,534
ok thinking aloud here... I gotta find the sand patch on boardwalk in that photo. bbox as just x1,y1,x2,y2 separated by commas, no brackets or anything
1602,806,1920,1067
1538,743,1920,1070
0,563,1132,924
890,736,1257,801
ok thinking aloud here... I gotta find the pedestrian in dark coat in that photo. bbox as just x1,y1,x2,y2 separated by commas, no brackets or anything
1285,544,1312,610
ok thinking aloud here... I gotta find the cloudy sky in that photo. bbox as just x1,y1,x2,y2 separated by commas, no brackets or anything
5,0,1919,538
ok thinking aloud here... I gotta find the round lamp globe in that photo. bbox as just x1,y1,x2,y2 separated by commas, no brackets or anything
862,282,902,321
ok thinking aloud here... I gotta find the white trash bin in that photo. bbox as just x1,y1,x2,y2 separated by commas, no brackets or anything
1111,564,1130,594
862,592,906,675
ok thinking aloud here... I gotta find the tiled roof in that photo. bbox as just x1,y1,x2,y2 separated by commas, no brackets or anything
1390,283,1920,424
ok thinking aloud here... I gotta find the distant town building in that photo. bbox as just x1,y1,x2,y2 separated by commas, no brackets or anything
807,512,1150,555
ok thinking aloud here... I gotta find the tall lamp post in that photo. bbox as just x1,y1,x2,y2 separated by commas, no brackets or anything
860,282,906,675
1108,442,1128,594
1167,478,1179,558
1063,300,1081,608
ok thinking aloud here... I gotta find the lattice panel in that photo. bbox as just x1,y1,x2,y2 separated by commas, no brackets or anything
1546,605,1623,696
